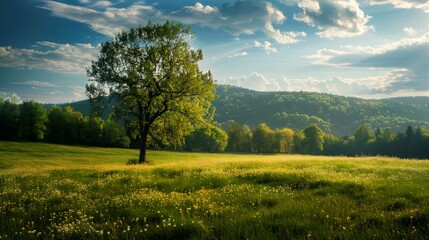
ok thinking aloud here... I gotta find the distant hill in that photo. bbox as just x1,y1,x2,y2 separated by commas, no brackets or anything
49,85,429,136
213,85,429,135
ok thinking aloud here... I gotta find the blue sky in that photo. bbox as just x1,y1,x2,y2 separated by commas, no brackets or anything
1,0,429,103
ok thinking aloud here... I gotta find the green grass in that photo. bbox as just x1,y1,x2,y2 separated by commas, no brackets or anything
1,141,429,239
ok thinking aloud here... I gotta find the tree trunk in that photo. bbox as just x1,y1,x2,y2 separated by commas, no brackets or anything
138,122,150,164
139,130,148,164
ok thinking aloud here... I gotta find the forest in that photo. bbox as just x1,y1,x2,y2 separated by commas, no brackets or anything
2,88,429,159
213,85,429,135
59,85,429,136
0,99,130,148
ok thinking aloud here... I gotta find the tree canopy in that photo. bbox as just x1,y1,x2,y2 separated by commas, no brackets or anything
86,21,215,163
301,124,324,155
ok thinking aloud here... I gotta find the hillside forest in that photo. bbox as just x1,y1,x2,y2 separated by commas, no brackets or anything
2,86,429,159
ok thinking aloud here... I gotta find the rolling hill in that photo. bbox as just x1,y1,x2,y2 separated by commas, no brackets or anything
53,85,429,135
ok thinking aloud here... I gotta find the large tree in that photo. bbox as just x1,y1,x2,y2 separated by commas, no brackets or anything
86,22,215,163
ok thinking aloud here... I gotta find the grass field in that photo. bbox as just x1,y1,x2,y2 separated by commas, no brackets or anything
1,141,429,239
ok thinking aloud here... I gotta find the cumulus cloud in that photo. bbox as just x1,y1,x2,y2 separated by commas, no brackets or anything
292,0,373,38
171,1,306,44
264,2,307,43
0,41,98,73
254,41,278,54
306,33,429,91
183,2,217,14
369,0,429,12
221,71,414,97
222,72,281,91
41,1,163,37
41,0,306,44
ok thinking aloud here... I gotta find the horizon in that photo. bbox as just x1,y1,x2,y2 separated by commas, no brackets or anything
1,0,429,103
30,84,429,106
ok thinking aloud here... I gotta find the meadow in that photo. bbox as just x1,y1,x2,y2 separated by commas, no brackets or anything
1,141,429,239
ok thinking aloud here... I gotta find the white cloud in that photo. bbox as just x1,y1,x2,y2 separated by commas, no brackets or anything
41,1,163,37
278,75,394,95
306,33,429,65
369,0,429,13
221,71,414,98
254,41,278,54
306,33,429,91
227,51,248,58
42,0,306,44
292,0,374,38
0,41,98,73
171,1,306,44
184,2,217,14
403,27,416,36
92,1,113,8
264,2,307,44
69,86,86,99
222,72,281,91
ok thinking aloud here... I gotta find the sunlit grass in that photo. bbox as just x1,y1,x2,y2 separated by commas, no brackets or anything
1,141,428,239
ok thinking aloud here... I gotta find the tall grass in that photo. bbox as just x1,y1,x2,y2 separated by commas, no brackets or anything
1,141,428,239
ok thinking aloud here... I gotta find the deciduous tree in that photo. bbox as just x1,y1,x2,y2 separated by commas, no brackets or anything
302,124,324,155
252,123,274,153
87,22,215,163
18,101,47,141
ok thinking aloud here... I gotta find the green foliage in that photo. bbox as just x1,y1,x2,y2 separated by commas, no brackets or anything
355,124,375,144
224,121,253,152
44,105,130,148
252,123,275,153
46,106,85,144
87,21,215,163
0,100,20,140
1,142,429,239
213,85,429,135
271,112,332,133
320,125,429,159
322,133,344,155
376,128,396,143
301,124,325,155
60,85,429,142
18,101,47,141
275,128,295,154
101,120,130,148
185,124,228,152
84,116,104,146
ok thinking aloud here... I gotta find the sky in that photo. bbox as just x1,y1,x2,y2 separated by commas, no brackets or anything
1,0,429,103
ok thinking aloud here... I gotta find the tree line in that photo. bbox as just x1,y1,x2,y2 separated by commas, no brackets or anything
0,97,226,152
2,96,429,159
0,98,130,148
222,120,429,159
213,85,429,136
